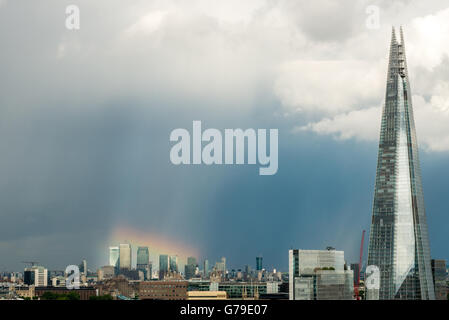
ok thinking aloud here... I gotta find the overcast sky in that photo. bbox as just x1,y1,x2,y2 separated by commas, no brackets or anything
1,0,448,272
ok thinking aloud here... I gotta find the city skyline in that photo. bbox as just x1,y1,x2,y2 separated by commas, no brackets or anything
1,1,449,273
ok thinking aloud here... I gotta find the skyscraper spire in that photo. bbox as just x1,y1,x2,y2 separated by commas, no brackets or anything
391,26,397,44
367,27,435,300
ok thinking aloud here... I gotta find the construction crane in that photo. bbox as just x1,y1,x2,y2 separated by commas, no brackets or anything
22,261,39,267
354,230,365,300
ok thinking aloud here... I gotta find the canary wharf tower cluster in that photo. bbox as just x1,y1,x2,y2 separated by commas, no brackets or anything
367,27,435,300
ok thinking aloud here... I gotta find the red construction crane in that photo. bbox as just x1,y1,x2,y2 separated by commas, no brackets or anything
355,230,365,300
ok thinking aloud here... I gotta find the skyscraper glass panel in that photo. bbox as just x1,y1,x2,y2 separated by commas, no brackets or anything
367,27,435,300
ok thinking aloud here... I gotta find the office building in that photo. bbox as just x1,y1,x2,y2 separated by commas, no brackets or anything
431,259,448,300
159,254,169,279
98,266,115,281
169,255,178,273
189,281,267,299
24,266,48,287
185,256,198,280
119,243,132,270
137,246,151,280
256,256,263,271
79,259,87,276
109,246,120,273
139,281,188,300
367,27,435,300
203,259,209,277
97,276,138,298
289,248,353,300
215,257,226,274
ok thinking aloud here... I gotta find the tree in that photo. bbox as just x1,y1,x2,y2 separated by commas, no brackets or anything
41,291,80,300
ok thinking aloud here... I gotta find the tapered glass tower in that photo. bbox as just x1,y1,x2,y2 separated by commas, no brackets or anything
367,27,435,300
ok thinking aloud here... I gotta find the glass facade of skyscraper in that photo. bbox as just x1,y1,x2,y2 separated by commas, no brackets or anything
367,27,435,300
137,246,150,280
169,255,178,273
289,248,352,300
109,246,120,273
431,259,448,300
159,254,169,279
119,243,132,270
256,256,263,271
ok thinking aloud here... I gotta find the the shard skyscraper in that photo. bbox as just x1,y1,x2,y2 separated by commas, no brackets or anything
367,27,435,300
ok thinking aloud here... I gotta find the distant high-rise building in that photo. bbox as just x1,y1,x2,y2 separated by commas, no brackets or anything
203,260,209,277
109,246,120,273
137,246,151,280
244,265,252,278
185,257,198,280
79,259,87,276
169,255,178,273
367,27,435,300
431,259,448,300
187,257,197,266
214,257,226,275
119,243,132,270
256,256,263,271
159,254,169,279
24,266,48,287
137,247,150,266
289,248,352,300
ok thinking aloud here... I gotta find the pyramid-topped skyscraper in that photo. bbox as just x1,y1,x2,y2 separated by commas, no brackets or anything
367,27,435,300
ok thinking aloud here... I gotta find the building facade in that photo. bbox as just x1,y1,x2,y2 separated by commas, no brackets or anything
187,291,227,300
98,266,115,281
431,259,448,300
256,257,263,271
289,248,352,300
109,246,120,273
159,254,169,279
203,260,209,277
24,266,48,287
189,281,267,299
367,27,435,300
137,246,151,280
139,281,188,300
119,243,132,270
169,255,178,273
185,257,198,280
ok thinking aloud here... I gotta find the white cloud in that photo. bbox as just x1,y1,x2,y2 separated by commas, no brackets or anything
296,106,381,142
414,95,449,151
297,94,449,152
408,7,449,71
124,11,167,36
290,6,449,153
275,60,385,115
